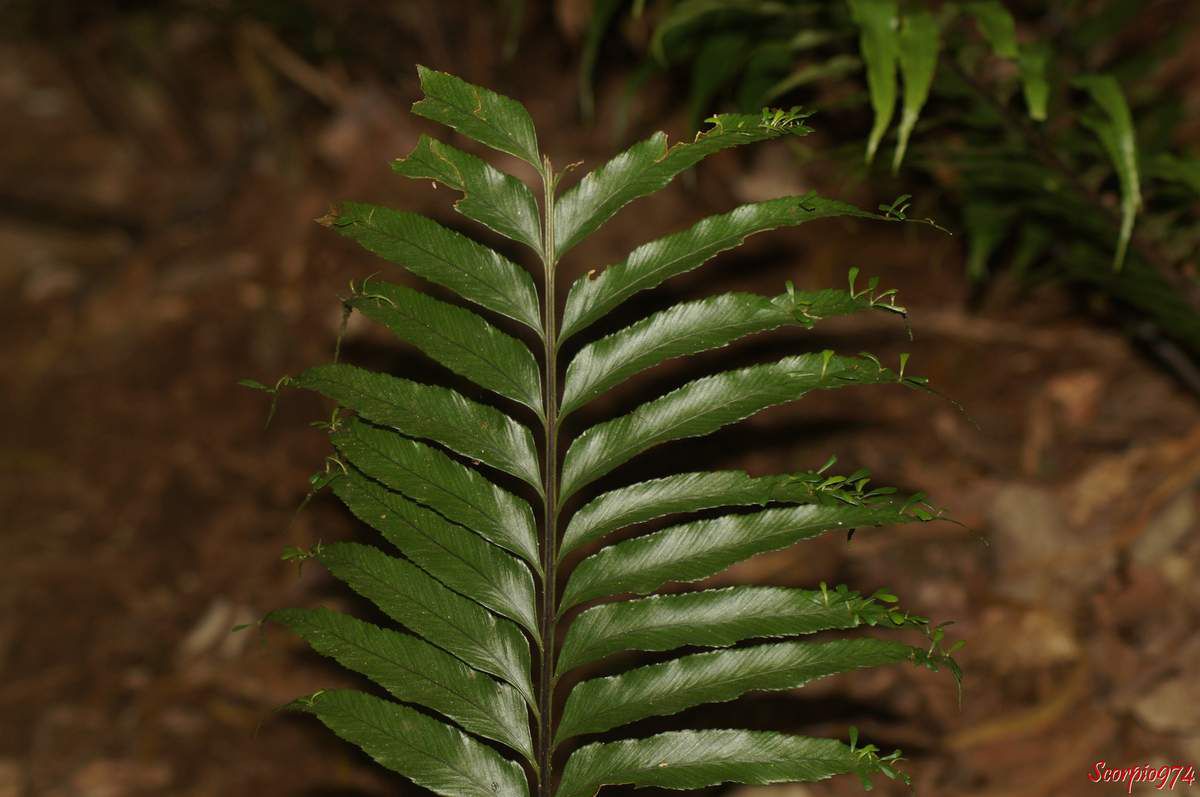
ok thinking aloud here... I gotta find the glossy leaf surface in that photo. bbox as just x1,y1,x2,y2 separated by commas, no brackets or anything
331,419,539,568
561,467,889,560
557,585,919,675
553,112,814,259
293,690,529,797
557,730,904,797
349,280,542,417
295,364,540,490
317,542,534,704
562,286,896,417
560,194,877,343
560,353,913,503
392,135,543,253
332,470,538,638
556,638,925,741
412,65,541,168
272,608,533,760
326,202,540,330
561,500,922,611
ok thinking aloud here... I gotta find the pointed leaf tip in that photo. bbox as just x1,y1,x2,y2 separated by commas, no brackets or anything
1074,74,1141,270
316,207,340,228
893,9,939,172
848,0,900,164
411,65,541,169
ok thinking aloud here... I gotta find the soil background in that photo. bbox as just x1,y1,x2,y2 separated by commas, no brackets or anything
3,2,1200,796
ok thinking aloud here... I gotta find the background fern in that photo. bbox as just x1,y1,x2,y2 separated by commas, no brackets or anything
257,67,959,796
581,0,1200,379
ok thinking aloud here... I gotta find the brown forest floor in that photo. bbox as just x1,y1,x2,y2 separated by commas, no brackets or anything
2,3,1200,796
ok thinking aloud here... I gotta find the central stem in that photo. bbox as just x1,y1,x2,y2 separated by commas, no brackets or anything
537,155,559,797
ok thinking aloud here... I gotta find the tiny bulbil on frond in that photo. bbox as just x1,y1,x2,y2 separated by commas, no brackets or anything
248,65,960,797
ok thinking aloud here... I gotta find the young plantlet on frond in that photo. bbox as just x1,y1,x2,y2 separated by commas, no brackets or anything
248,66,960,797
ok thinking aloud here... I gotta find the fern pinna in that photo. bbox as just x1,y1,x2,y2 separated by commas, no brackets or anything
254,67,961,796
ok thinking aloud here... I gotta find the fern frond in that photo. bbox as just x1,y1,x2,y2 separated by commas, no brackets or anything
263,67,958,797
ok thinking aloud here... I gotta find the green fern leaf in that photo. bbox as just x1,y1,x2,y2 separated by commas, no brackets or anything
392,136,543,253
348,280,542,417
1020,42,1051,121
560,500,926,612
271,608,533,760
966,1,1019,58
848,0,899,164
560,194,878,343
557,730,907,797
966,2,1052,123
554,112,814,259
560,353,916,503
331,419,539,569
561,466,893,560
294,364,541,491
326,202,541,331
332,471,538,638
1075,74,1141,270
557,585,922,675
412,65,541,169
894,9,939,172
561,285,899,418
292,689,529,797
556,638,936,742
317,542,534,704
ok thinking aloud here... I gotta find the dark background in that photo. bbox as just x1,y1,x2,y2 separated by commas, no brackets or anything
2,2,1199,796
